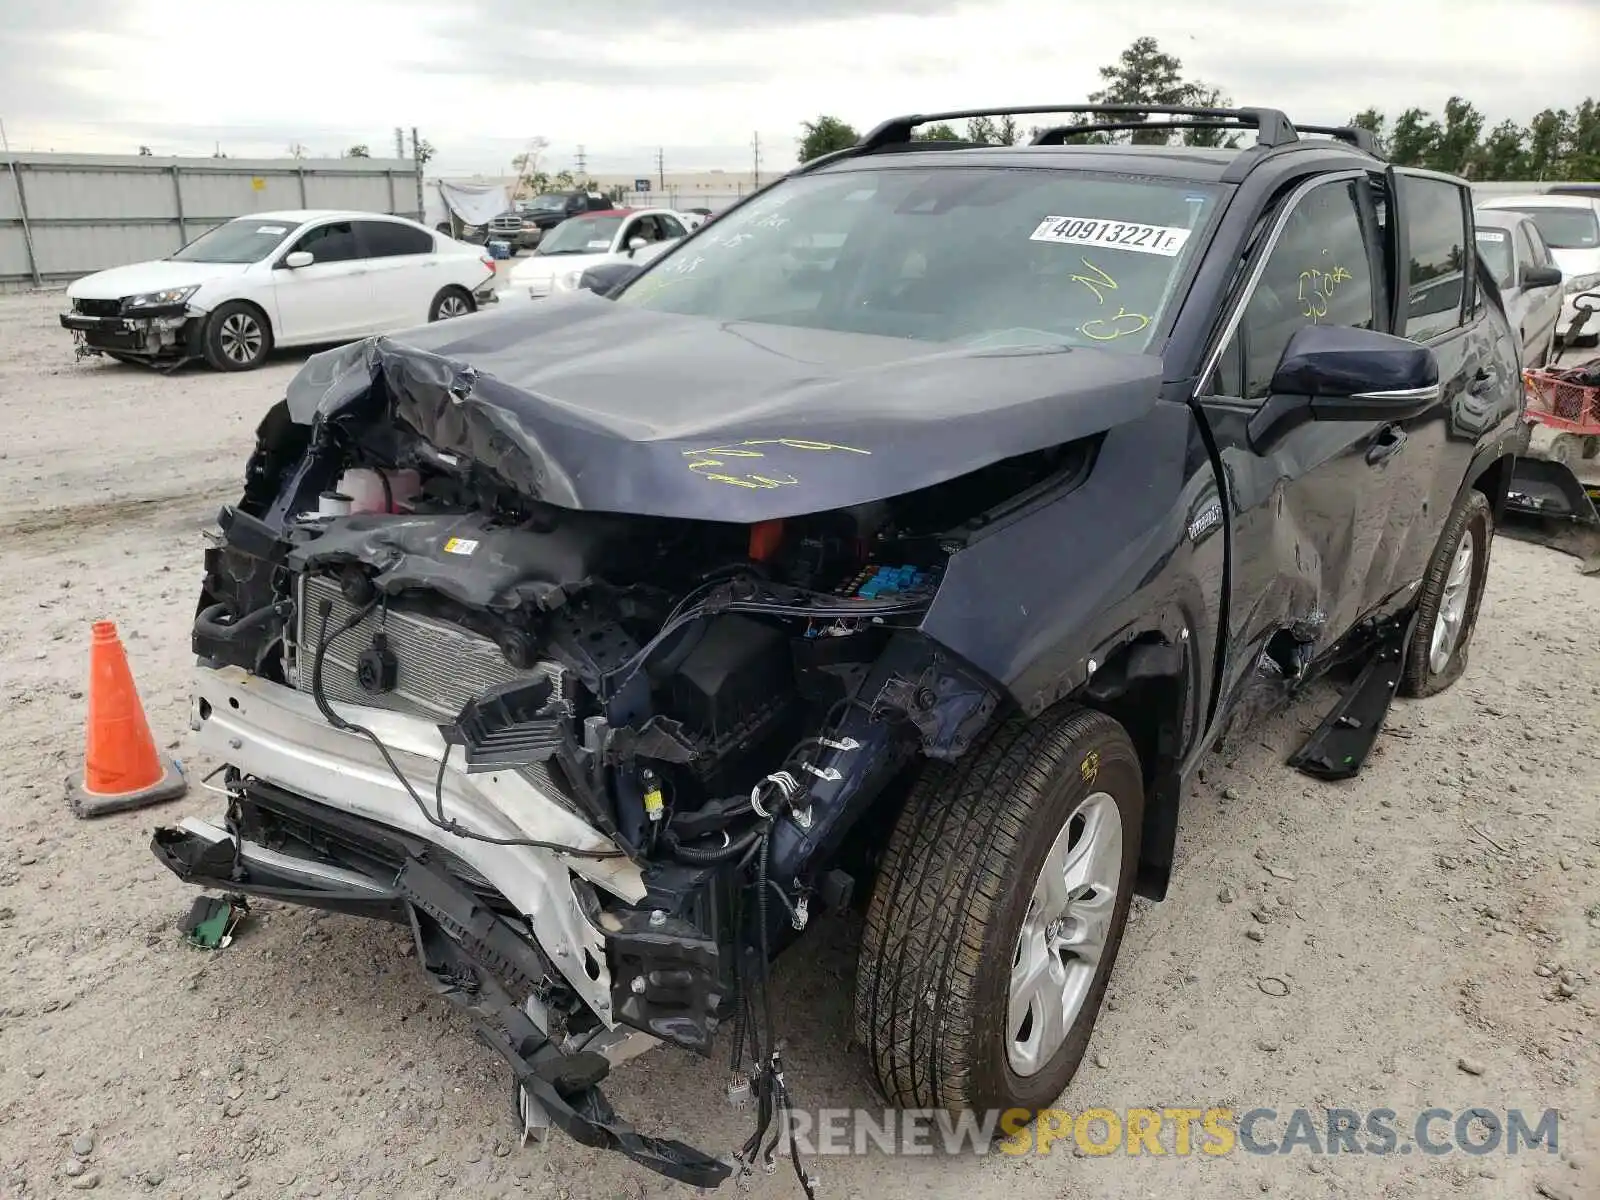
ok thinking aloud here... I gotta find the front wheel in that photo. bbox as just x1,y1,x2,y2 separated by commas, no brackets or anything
201,302,272,372
854,707,1143,1116
429,287,475,322
1399,489,1493,698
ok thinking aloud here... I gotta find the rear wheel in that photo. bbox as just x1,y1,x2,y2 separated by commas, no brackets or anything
429,286,475,322
1400,489,1493,698
854,707,1143,1116
202,301,272,372
1550,433,1582,467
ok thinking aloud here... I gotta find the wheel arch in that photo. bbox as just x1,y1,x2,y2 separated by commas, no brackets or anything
1073,627,1197,902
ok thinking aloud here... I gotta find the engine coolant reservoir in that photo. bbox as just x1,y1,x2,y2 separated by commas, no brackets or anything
337,468,422,514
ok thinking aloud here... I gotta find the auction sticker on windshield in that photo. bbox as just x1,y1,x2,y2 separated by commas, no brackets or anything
1475,229,1507,242
1031,216,1192,256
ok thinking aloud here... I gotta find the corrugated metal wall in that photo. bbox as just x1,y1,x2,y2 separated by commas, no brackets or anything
1,152,422,291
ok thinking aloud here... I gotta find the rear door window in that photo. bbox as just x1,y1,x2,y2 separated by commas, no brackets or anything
358,220,434,258
1399,175,1470,341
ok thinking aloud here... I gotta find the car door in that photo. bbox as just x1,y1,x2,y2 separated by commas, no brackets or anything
1196,173,1412,705
1508,223,1543,363
270,220,376,344
1387,169,1504,588
355,219,439,328
1523,224,1565,361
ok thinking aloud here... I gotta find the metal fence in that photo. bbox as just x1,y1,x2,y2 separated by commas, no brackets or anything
1,152,422,291
619,190,753,214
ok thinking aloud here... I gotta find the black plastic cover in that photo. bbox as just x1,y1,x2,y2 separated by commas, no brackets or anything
286,510,631,611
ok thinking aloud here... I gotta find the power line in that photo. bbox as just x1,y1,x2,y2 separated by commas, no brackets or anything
575,144,587,174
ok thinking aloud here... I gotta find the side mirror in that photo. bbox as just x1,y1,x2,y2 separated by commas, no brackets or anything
1574,290,1600,314
1247,324,1441,453
1522,264,1563,289
627,236,649,255
282,250,314,269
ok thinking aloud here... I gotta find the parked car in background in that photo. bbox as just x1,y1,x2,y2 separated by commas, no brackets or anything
487,202,544,251
1476,193,1600,345
505,208,688,299
58,211,498,372
1473,208,1564,368
519,189,616,238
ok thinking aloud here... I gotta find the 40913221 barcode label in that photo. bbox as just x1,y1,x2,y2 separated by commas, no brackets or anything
1029,216,1192,256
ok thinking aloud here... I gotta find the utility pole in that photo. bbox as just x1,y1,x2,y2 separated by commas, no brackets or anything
655,147,665,191
575,144,587,175
410,126,424,223
751,132,762,189
394,127,405,158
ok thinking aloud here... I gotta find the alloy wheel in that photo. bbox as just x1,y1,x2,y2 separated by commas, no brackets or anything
219,312,263,365
1428,534,1474,675
1007,790,1123,1077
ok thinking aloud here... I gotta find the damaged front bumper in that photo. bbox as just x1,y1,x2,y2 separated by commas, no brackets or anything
153,818,729,1186
59,304,200,362
155,663,733,1186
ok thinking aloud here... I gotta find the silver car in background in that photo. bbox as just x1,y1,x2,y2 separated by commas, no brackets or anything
1474,208,1564,368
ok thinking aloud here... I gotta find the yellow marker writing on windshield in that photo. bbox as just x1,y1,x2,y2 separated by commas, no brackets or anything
1080,308,1151,342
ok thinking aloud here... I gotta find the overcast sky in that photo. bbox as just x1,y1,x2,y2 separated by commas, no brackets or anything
2,0,1596,178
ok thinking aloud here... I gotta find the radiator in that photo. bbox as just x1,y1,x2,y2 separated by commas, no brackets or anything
292,573,575,803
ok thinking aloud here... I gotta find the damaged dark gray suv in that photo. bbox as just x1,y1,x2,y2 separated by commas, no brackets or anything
155,104,1523,1191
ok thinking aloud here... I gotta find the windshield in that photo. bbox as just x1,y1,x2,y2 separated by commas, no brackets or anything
613,167,1220,351
530,194,570,211
536,216,622,255
1499,206,1600,251
1474,227,1514,288
170,219,296,264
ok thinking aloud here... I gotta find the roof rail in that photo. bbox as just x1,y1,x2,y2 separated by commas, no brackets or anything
1297,124,1384,158
856,104,1300,152
1031,120,1258,146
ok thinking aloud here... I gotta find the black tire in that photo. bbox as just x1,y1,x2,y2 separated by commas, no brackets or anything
1550,433,1581,467
854,706,1144,1117
1399,489,1493,698
429,286,475,322
201,301,272,372
1583,436,1600,461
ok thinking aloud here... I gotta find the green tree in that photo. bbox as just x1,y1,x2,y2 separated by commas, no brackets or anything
1088,35,1193,145
1388,108,1438,166
1568,98,1600,179
1429,97,1484,176
412,137,436,167
964,116,1021,145
913,122,961,142
1181,84,1242,148
137,145,152,156
1526,108,1573,180
798,115,860,162
1477,120,1528,180
344,144,370,158
1348,108,1387,155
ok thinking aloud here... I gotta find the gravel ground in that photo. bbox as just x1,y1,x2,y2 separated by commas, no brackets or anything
0,289,1596,1200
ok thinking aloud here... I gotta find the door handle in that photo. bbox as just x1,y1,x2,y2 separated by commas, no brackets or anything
1366,423,1407,465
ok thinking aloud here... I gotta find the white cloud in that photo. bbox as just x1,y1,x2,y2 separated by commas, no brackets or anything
2,0,1594,176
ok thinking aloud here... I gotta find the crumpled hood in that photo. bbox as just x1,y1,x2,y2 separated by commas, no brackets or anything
283,296,1165,522
67,260,251,301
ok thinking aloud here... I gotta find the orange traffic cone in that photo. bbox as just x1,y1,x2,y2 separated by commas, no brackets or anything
66,620,188,818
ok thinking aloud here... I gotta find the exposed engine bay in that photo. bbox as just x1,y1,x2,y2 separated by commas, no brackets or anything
156,327,1102,1189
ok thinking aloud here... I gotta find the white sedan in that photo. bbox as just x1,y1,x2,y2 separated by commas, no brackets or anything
505,208,690,300
59,210,499,371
